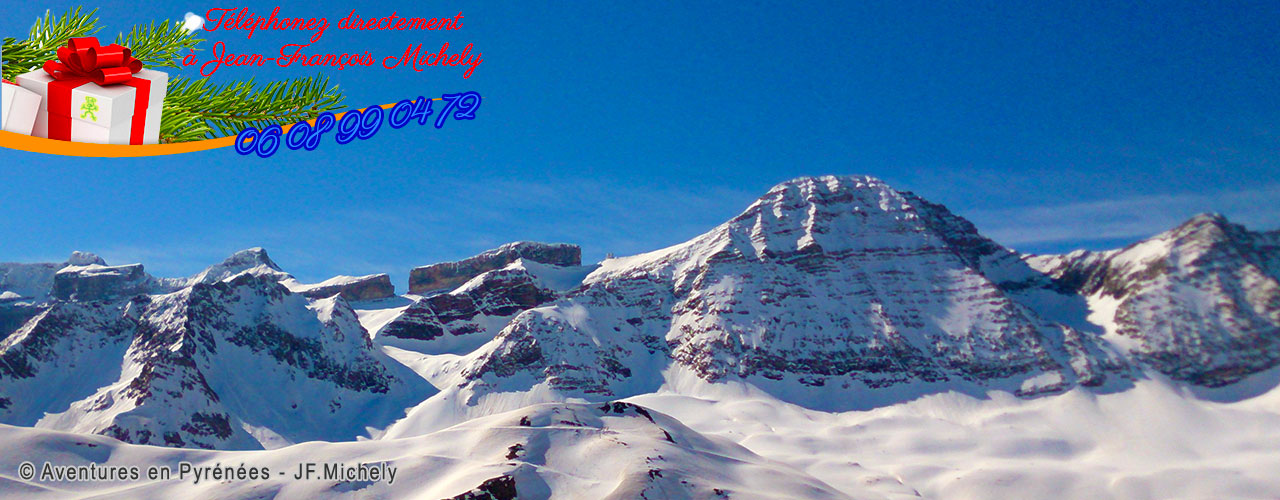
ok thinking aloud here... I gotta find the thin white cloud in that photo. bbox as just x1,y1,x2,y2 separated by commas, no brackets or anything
961,184,1280,250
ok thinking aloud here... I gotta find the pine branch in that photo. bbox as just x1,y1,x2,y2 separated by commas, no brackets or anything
158,101,214,144
4,9,348,144
114,20,202,70
2,7,100,80
160,75,346,143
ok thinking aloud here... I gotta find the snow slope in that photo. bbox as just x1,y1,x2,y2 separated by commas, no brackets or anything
629,369,1280,500
5,370,1280,499
0,401,867,499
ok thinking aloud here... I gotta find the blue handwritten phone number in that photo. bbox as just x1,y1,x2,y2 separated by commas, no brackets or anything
234,91,481,158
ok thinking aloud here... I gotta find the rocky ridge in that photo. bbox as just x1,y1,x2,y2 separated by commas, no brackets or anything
408,241,581,294
0,251,432,450
380,262,559,343
0,251,107,301
284,274,396,301
1028,214,1280,386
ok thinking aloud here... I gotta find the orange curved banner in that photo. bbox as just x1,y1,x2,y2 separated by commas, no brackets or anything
0,102,407,158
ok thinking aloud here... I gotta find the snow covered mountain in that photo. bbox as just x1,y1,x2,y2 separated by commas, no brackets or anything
447,176,1130,412
2,174,1279,499
0,251,432,450
1028,213,1280,387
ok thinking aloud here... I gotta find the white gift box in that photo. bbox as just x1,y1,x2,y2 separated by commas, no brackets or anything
1,80,43,135
15,68,167,145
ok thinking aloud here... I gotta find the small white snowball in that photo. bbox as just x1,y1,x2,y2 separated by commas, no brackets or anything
182,12,205,32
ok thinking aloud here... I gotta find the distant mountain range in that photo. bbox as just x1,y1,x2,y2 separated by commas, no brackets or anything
2,175,1277,498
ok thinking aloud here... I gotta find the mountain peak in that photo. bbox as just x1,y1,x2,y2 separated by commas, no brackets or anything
220,247,281,269
1169,212,1226,231
1113,212,1258,269
65,251,105,267
745,175,900,219
717,174,941,262
1185,212,1228,224
764,174,891,195
491,241,579,255
188,248,288,285
1160,212,1240,243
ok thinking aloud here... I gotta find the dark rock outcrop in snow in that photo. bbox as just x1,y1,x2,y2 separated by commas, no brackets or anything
408,242,581,294
52,263,153,302
448,476,519,500
0,251,107,301
382,264,559,342
289,274,395,301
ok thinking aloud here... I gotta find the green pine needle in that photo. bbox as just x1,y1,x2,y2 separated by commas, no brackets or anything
2,7,100,80
115,20,203,70
161,75,346,143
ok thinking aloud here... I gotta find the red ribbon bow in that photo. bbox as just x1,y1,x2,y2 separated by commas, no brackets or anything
42,37,143,85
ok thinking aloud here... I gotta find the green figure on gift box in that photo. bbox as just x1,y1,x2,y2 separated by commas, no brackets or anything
80,96,99,121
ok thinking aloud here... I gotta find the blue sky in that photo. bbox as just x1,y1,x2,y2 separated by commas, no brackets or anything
2,1,1277,288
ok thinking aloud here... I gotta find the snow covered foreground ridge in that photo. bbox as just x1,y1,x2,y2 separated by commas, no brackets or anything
0,174,1278,497
0,401,864,499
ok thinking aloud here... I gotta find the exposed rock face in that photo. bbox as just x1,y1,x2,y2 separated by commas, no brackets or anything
1029,214,1280,387
381,264,558,342
0,254,432,450
460,176,1129,405
52,263,153,302
0,263,61,301
0,251,107,300
448,476,519,500
288,274,395,301
408,242,581,294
